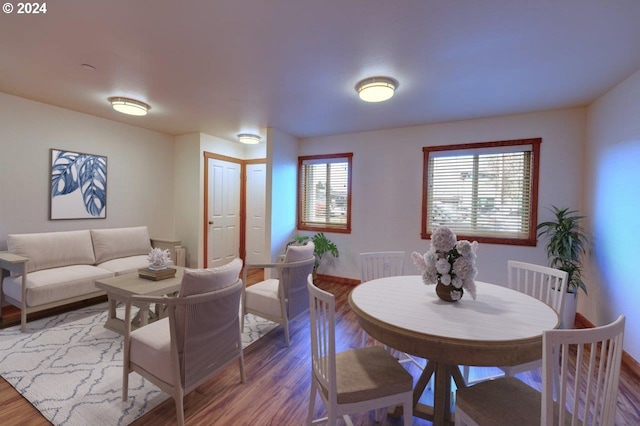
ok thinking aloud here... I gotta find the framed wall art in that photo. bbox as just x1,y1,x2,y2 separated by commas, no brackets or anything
50,148,107,220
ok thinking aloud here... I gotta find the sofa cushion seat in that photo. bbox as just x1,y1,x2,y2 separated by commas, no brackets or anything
2,265,114,307
97,255,151,276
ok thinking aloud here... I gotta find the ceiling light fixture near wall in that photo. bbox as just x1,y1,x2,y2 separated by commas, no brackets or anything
355,76,398,102
237,133,261,144
108,97,151,116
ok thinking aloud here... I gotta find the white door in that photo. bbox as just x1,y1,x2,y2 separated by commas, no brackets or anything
245,163,267,264
207,158,241,268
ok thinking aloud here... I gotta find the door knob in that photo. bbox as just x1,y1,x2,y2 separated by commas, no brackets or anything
208,221,214,225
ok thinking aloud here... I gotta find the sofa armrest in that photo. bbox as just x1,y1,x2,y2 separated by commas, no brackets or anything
150,239,185,267
0,251,28,276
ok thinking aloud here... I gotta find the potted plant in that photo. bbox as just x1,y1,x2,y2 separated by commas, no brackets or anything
288,232,339,278
536,206,589,327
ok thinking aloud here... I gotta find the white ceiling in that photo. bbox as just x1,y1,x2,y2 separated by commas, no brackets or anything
2,0,640,142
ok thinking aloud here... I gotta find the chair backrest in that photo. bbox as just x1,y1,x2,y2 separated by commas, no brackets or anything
360,251,405,282
172,259,244,390
282,242,315,319
542,315,625,426
307,274,337,400
508,260,568,324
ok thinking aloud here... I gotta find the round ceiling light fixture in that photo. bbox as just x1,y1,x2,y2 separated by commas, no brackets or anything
108,97,151,116
237,133,261,144
355,76,398,102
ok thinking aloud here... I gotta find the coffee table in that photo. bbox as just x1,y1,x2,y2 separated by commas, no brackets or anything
95,266,185,335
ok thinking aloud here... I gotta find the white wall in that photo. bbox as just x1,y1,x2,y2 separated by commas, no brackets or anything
267,127,299,262
0,93,176,249
586,68,640,360
300,108,587,287
173,133,201,267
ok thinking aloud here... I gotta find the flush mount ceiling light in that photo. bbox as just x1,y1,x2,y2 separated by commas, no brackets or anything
355,76,398,102
108,97,150,116
237,133,261,144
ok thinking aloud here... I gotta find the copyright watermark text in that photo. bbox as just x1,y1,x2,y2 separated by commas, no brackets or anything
3,2,48,14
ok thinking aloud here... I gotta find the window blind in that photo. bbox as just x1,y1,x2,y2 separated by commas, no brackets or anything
423,139,540,245
299,154,352,231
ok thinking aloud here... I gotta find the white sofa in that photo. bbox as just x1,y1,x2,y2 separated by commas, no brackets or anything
0,226,183,332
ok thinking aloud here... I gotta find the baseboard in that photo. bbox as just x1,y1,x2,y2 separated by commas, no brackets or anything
575,312,640,381
315,273,359,286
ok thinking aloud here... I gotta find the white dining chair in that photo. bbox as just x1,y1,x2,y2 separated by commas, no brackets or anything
455,315,625,426
463,260,568,385
359,251,423,370
307,275,414,426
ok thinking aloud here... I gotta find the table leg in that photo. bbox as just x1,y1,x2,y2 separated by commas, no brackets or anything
139,304,149,327
108,295,117,321
412,360,456,426
433,363,453,426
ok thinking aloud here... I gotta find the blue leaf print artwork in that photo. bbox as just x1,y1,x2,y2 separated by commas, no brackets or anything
51,149,107,218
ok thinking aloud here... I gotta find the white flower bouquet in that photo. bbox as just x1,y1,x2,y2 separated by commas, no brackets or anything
412,226,478,300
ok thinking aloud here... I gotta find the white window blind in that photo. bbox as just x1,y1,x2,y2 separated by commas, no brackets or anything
423,139,540,245
299,154,352,232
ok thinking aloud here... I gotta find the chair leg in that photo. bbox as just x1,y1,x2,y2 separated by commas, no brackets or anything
404,396,414,425
122,370,129,401
283,317,291,346
175,392,185,426
239,354,246,383
307,381,317,426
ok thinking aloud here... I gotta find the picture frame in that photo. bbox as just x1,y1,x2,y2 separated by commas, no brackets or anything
50,148,107,220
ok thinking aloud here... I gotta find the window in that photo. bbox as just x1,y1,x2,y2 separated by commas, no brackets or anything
421,138,541,245
298,153,352,233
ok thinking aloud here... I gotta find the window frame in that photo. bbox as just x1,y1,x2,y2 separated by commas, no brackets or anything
297,153,352,234
421,138,541,246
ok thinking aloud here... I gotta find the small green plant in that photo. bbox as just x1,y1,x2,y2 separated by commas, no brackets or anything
288,232,339,270
536,206,589,295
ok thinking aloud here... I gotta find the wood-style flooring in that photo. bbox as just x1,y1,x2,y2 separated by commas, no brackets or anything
1,272,639,425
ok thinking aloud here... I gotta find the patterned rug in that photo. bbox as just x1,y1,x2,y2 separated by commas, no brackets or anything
0,303,277,425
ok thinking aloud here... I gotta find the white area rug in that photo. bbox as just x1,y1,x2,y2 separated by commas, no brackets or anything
0,303,276,425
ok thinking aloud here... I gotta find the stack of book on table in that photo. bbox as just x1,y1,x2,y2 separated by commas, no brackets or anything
138,267,177,281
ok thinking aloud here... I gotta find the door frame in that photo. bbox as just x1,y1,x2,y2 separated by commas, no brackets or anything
203,151,266,268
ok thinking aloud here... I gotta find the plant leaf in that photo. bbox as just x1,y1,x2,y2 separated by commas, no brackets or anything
78,155,107,216
51,151,82,196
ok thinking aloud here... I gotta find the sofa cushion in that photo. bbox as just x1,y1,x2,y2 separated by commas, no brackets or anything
7,230,96,275
179,258,243,297
244,278,282,318
97,254,151,276
2,265,114,307
129,317,174,385
91,226,151,264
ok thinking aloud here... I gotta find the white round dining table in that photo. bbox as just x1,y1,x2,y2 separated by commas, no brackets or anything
348,275,560,426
